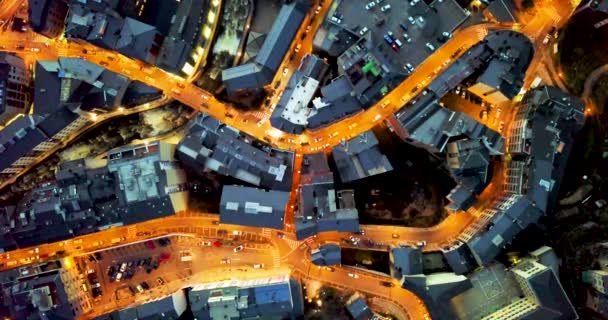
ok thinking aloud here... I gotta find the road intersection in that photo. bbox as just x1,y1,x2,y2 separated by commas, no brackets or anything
0,0,583,318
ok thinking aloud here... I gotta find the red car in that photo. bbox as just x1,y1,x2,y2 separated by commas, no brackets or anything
145,241,155,250
212,241,222,247
159,253,171,262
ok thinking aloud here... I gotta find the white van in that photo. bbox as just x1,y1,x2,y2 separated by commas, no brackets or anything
425,42,435,52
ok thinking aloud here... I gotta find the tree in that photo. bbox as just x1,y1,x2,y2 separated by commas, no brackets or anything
522,0,534,9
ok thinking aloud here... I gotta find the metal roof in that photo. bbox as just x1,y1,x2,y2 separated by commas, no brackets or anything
219,185,288,230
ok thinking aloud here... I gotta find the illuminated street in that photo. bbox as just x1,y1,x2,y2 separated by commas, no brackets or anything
0,0,589,319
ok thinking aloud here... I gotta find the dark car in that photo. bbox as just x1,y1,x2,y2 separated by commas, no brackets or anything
380,281,394,287
94,252,103,260
140,282,150,290
157,238,171,247
92,287,102,298
107,266,115,276
129,286,138,295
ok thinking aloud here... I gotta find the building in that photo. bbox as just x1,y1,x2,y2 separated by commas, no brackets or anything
1,141,187,251
35,57,130,114
295,153,360,240
65,3,163,66
505,86,585,212
116,291,187,320
390,246,423,279
310,243,341,266
269,54,364,133
345,293,374,320
332,130,393,183
270,54,332,134
446,138,493,211
467,31,534,105
395,97,504,155
441,241,478,275
466,195,543,266
394,95,502,212
107,141,188,224
219,185,289,230
0,260,90,319
481,248,578,319
222,1,309,95
64,0,213,76
153,0,213,75
583,270,608,295
177,113,294,191
28,0,69,37
334,35,406,108
0,53,32,125
402,273,472,320
189,275,304,320
486,0,519,23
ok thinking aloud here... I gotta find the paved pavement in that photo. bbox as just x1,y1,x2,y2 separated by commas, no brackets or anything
0,0,584,318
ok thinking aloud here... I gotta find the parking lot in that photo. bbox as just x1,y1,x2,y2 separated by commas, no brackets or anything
74,236,186,306
327,0,469,70
71,228,276,310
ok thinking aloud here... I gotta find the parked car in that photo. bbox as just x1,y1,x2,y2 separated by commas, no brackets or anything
233,245,244,252
145,240,156,250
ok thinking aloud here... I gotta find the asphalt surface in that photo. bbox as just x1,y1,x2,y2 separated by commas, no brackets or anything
0,0,584,318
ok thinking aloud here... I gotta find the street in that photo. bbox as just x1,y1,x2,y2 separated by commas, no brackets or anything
0,0,585,318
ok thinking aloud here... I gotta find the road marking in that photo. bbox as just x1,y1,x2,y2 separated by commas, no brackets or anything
283,238,301,250
271,250,281,268
261,228,272,237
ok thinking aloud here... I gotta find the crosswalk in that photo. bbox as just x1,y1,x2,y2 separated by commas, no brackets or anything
282,238,302,250
271,250,281,268
261,228,272,237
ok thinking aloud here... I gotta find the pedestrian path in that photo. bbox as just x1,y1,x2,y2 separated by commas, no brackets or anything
282,238,302,250
271,249,281,268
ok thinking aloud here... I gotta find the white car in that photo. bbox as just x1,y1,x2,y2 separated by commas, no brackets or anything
359,26,369,36
315,5,321,14
380,4,391,11
416,241,427,248
294,43,301,53
365,2,376,10
403,33,412,43
201,241,212,246
233,245,244,252
348,273,359,279
253,264,265,269
282,67,289,76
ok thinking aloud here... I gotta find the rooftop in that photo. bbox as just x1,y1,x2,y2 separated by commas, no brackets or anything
219,185,288,230
331,130,393,183
177,113,294,191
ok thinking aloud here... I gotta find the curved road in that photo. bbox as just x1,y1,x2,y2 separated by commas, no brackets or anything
582,64,608,103
0,0,582,318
